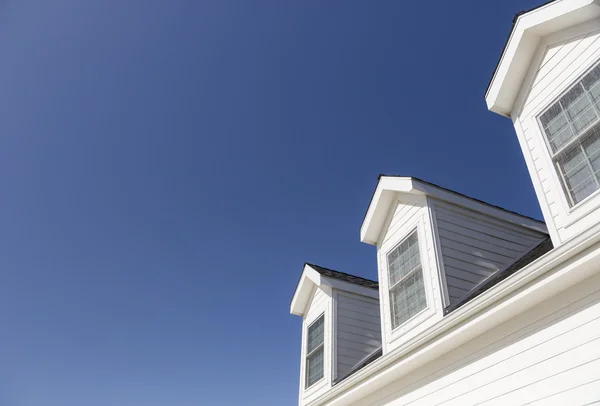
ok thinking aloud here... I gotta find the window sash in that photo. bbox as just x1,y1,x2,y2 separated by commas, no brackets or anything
387,229,427,329
539,60,600,206
305,315,325,388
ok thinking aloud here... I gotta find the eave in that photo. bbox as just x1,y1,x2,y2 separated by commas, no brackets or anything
290,264,379,316
486,0,600,117
360,176,547,246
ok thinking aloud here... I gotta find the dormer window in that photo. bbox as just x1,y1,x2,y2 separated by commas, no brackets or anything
305,314,325,388
539,61,600,206
387,229,426,329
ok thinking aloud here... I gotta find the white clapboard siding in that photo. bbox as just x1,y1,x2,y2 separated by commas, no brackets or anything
301,286,333,406
432,201,547,305
353,272,600,406
336,292,381,380
516,21,600,242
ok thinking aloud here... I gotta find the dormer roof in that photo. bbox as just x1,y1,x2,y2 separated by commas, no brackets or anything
360,175,547,245
485,0,600,116
290,263,378,316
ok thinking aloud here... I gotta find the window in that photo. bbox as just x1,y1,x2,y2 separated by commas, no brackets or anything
305,315,325,388
387,230,427,329
539,61,600,206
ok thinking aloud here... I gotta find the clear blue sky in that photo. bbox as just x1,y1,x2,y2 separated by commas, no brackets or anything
0,1,546,405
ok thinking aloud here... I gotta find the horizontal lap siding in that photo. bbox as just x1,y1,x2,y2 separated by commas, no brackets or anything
518,22,600,238
355,273,600,406
336,292,381,380
433,202,546,305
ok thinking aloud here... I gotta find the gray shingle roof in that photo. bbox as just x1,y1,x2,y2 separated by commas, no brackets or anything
306,263,378,289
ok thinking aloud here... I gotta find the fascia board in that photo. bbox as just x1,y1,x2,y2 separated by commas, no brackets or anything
360,177,414,245
486,0,600,116
290,266,323,316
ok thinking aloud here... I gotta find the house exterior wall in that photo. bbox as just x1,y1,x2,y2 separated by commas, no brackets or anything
376,195,444,355
350,270,600,406
300,286,334,406
430,199,547,304
513,18,600,245
334,291,381,381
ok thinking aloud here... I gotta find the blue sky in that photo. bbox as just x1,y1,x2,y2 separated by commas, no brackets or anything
0,1,546,405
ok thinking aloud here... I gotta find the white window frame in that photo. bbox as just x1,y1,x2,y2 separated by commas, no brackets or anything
386,227,429,331
536,59,600,208
305,313,325,389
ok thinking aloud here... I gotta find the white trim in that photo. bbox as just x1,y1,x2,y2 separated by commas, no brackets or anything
378,210,439,348
486,0,600,116
360,177,547,246
291,264,378,316
308,218,600,406
428,198,451,307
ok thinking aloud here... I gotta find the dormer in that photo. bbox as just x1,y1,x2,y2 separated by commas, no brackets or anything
486,0,600,246
290,264,381,406
361,176,548,354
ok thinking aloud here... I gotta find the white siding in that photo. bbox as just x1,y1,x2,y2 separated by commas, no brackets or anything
353,272,600,406
515,19,600,244
377,196,445,354
432,201,547,304
301,286,333,406
335,292,381,380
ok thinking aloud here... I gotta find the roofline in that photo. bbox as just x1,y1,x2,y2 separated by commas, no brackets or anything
290,263,379,316
305,262,378,287
360,175,547,245
485,0,600,116
484,0,557,99
312,214,600,406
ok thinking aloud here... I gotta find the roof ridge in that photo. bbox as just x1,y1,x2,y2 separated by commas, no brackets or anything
305,262,379,286
376,174,545,225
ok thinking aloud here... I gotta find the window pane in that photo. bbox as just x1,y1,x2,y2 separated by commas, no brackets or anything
306,347,324,387
307,316,324,354
390,266,426,328
387,232,420,286
540,61,600,206
387,230,427,329
557,126,600,205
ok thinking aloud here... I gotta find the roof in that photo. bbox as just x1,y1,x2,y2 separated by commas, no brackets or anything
333,347,383,385
306,263,378,289
376,175,544,224
361,175,547,245
485,0,600,116
333,236,553,385
290,263,379,316
485,0,556,98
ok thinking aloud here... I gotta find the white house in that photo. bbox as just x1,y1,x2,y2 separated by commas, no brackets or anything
290,1,600,405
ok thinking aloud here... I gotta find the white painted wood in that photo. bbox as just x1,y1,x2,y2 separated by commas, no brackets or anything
512,18,600,246
350,272,600,406
335,292,382,380
377,196,445,355
431,200,547,305
300,286,333,406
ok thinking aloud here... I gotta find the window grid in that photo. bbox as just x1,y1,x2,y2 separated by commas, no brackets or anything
539,61,600,206
305,315,325,388
387,230,427,329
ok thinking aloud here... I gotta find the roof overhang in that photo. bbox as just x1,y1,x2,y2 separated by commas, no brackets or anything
486,0,600,117
360,176,547,246
290,264,379,316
